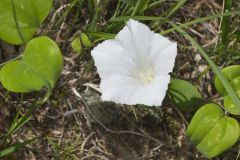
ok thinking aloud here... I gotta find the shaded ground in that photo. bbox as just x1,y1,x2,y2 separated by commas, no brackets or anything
0,0,239,159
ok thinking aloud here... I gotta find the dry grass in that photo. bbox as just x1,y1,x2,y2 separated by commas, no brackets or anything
0,0,239,159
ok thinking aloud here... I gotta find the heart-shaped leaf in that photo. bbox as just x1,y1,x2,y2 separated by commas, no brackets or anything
0,0,53,45
215,65,240,114
230,76,240,92
0,36,63,93
187,103,240,158
223,90,240,115
168,78,203,111
215,65,240,96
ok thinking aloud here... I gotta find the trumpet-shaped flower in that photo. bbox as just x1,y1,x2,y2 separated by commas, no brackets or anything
91,19,177,106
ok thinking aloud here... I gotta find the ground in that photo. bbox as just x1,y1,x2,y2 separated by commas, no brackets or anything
0,0,240,160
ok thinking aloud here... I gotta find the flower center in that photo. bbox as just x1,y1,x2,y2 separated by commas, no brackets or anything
138,72,155,83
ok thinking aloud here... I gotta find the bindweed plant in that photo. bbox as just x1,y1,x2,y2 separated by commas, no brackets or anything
0,0,54,45
186,65,240,158
170,19,240,158
90,18,240,158
0,0,63,157
88,0,240,159
0,36,63,97
0,0,240,159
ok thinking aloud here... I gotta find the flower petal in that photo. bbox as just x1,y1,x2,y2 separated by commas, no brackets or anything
92,40,137,78
101,74,170,106
116,19,154,59
150,37,177,74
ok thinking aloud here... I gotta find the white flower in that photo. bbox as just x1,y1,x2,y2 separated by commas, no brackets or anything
91,19,177,106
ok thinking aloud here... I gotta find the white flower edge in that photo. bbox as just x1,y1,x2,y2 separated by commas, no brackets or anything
92,19,177,106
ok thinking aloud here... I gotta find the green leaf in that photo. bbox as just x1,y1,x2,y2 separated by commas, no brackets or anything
230,76,240,91
71,36,82,53
223,90,240,115
187,103,240,158
81,33,92,48
187,104,224,144
0,0,53,45
215,65,240,96
168,78,202,111
214,66,240,115
0,36,63,93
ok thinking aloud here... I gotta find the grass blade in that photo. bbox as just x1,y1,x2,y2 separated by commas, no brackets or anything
111,16,164,22
169,22,240,114
87,32,115,39
131,0,149,16
149,0,166,8
7,100,39,137
87,0,99,32
161,10,240,35
88,10,240,41
0,138,37,157
165,0,187,19
112,0,121,18
220,0,233,53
